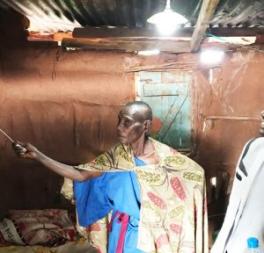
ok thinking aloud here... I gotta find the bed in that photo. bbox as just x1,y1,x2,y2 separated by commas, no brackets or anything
0,209,97,253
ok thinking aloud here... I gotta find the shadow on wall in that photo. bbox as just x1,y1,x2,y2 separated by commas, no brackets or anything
0,43,134,214
0,160,74,219
0,100,121,217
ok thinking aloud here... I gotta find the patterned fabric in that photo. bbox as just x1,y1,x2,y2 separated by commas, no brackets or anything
0,209,76,246
61,138,208,253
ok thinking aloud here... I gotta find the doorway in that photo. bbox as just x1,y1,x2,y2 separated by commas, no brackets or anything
136,71,192,151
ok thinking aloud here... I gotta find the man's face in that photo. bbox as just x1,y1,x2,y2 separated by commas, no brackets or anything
116,106,146,145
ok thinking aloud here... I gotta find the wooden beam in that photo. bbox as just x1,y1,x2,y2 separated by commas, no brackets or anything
73,27,193,38
74,27,264,39
62,38,191,53
208,28,264,37
191,0,221,52
27,28,264,43
28,32,73,41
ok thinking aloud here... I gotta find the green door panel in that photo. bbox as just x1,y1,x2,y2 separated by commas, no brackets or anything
137,71,192,151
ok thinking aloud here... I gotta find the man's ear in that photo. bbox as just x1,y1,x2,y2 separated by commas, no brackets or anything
144,120,152,135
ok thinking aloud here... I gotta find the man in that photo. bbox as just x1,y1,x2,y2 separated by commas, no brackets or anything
13,101,208,253
211,111,264,253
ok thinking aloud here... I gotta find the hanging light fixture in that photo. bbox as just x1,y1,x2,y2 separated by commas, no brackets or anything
147,0,188,35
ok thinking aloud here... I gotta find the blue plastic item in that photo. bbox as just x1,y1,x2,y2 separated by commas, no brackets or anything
247,237,259,249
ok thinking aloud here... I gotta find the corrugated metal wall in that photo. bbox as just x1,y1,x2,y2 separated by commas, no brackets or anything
1,0,263,32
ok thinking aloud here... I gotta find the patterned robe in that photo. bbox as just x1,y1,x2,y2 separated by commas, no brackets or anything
61,138,208,253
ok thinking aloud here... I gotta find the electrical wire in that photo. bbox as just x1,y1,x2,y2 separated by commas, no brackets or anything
206,31,264,54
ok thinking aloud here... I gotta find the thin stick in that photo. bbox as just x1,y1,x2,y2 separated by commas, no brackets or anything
0,128,14,143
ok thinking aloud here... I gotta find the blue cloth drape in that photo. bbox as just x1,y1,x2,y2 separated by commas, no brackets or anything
74,157,145,253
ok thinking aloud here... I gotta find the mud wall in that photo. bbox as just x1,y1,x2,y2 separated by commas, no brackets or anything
0,45,135,213
194,50,263,176
0,43,263,229
193,50,264,237
127,50,264,241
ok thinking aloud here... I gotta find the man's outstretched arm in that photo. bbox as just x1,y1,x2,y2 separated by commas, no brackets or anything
12,142,102,181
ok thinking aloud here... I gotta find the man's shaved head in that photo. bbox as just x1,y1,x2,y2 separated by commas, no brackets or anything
117,101,153,144
122,101,153,122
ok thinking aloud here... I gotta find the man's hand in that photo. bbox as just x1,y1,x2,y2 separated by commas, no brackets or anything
12,141,39,160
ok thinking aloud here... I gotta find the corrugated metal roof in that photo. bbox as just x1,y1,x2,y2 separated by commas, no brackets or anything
0,0,263,33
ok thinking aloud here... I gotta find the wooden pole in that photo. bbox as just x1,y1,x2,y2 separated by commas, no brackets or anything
191,0,221,52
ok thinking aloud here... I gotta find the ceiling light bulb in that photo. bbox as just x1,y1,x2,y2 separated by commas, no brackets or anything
147,0,188,35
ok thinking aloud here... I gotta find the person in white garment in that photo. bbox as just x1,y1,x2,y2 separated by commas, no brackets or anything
211,111,264,253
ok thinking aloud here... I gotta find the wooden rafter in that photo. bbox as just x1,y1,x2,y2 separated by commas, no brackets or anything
73,27,264,39
62,38,191,53
191,0,221,52
73,27,193,38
